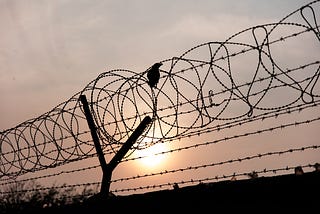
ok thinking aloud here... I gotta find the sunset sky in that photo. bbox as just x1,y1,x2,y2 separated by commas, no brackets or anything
0,0,312,130
0,0,319,196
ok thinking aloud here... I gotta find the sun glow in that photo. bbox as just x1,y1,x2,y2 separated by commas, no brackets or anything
134,141,169,169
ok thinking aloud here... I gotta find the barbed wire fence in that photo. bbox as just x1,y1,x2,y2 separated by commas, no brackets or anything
0,0,319,202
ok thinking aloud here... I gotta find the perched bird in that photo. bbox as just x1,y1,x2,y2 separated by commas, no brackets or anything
147,62,162,88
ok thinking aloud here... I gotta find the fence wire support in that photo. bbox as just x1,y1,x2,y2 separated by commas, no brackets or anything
80,95,109,195
80,94,152,197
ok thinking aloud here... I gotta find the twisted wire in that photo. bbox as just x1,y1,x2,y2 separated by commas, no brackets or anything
111,163,320,193
0,0,319,195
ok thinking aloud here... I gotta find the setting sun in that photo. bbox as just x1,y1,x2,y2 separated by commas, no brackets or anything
133,142,169,170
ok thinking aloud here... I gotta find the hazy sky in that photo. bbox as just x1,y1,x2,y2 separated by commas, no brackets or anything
0,0,312,130
0,0,319,196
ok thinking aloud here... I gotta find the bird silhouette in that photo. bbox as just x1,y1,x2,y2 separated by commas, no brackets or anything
147,62,162,88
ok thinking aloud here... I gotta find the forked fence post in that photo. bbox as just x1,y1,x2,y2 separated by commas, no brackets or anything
80,94,152,197
103,115,152,196
79,95,109,194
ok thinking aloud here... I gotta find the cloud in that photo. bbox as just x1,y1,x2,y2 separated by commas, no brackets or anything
0,0,315,130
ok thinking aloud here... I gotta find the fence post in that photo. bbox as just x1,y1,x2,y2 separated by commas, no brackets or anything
80,94,152,197
103,115,152,196
79,95,110,195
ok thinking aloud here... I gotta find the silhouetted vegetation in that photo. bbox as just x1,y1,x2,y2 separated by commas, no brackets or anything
1,171,319,213
0,180,99,214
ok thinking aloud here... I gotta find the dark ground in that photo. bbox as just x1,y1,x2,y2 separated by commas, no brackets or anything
19,170,320,213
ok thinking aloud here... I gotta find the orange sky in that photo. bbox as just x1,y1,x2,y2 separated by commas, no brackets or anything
0,0,319,196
